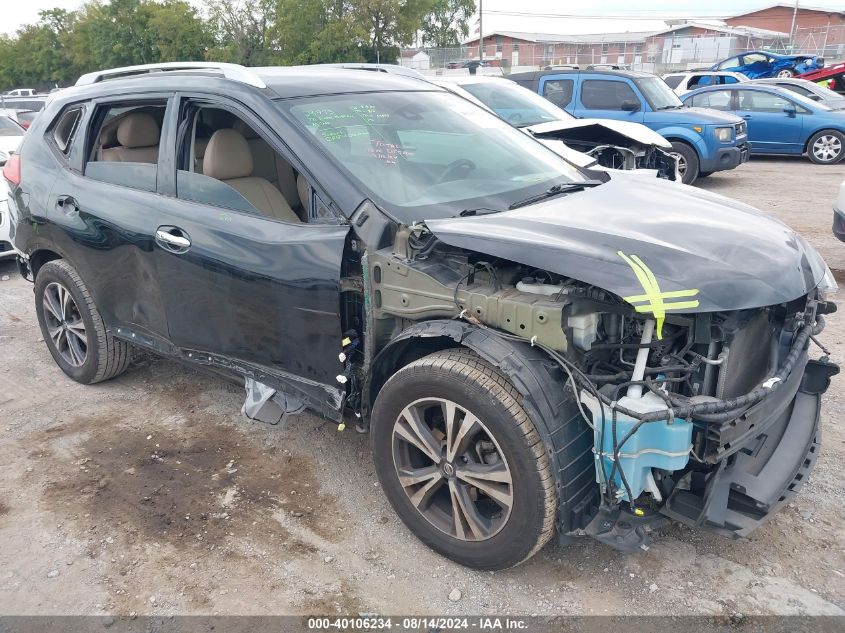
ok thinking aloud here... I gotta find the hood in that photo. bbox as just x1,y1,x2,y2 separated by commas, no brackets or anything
425,172,826,313
644,106,743,125
526,119,671,149
534,137,597,167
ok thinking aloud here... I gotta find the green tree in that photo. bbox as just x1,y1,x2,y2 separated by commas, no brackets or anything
204,0,278,65
148,1,212,62
420,0,474,48
354,0,429,63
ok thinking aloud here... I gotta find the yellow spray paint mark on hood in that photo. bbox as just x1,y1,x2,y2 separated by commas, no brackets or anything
617,251,700,339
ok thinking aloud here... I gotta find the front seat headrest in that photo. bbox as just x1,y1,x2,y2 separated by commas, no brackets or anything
232,119,259,140
203,128,253,180
117,112,160,149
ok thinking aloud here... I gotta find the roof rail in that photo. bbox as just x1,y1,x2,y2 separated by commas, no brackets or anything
75,62,267,89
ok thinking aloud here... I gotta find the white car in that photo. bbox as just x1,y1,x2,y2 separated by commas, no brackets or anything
0,114,25,259
662,71,748,96
5,88,37,97
430,75,679,180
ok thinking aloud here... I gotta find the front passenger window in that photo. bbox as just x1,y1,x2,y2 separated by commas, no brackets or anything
581,80,638,110
84,102,167,193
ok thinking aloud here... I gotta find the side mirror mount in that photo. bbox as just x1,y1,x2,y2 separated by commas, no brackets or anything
0,151,7,167
808,94,821,101
620,99,641,112
783,103,797,117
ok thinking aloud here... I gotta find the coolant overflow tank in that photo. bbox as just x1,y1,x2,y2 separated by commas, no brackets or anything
580,391,692,501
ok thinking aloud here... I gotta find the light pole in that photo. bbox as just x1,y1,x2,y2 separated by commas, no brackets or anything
478,0,483,62
789,0,800,52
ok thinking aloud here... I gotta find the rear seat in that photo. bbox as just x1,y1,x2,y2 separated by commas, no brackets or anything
101,112,160,163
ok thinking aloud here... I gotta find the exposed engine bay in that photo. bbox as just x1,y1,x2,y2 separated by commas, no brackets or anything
528,122,680,180
338,222,838,550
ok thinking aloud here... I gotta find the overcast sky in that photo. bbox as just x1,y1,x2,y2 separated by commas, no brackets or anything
3,0,844,36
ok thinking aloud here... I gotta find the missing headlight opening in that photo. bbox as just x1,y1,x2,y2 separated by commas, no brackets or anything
351,219,838,554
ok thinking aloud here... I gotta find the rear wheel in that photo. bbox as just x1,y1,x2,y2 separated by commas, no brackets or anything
371,349,556,569
669,141,700,185
34,260,132,384
776,69,795,78
807,130,845,165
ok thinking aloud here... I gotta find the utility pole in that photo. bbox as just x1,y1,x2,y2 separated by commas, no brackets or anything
478,0,483,62
789,0,800,52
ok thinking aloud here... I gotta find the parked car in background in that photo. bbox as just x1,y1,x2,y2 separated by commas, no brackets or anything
0,112,25,155
431,75,679,179
14,110,40,130
662,71,748,95
752,77,845,109
711,51,823,79
833,178,845,242
5,88,37,97
7,62,836,569
798,61,845,95
681,84,845,164
0,150,15,259
508,68,749,184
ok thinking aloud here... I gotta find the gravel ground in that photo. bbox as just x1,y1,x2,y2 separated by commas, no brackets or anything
0,157,844,617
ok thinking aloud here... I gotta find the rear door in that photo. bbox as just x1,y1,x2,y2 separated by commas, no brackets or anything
733,89,805,153
571,76,646,124
44,94,176,345
151,94,350,408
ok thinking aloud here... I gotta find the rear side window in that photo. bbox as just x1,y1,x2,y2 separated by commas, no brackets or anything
722,76,740,85
662,76,683,89
581,80,638,110
51,107,83,154
688,90,733,110
84,101,167,193
778,83,812,97
543,79,574,108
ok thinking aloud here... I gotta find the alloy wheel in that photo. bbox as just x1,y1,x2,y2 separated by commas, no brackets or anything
42,282,88,367
671,152,687,177
391,397,513,541
812,135,842,163
776,69,794,78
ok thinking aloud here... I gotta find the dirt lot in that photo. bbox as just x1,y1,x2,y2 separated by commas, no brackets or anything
0,157,844,617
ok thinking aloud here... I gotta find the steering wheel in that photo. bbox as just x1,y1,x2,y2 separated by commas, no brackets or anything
436,158,477,184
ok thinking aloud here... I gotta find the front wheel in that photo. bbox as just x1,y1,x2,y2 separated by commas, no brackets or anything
669,141,700,185
371,349,556,569
807,130,845,165
776,69,795,78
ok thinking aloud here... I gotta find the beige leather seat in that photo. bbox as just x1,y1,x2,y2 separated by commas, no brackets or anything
194,136,210,173
232,120,300,210
203,129,300,223
101,113,160,163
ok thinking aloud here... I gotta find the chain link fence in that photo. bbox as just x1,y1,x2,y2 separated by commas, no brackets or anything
402,25,845,76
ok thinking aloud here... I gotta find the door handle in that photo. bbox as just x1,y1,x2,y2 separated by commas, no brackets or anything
742,114,753,119
55,195,79,215
155,226,191,253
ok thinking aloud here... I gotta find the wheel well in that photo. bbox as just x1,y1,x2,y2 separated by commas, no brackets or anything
664,137,697,156
368,336,463,411
803,129,844,154
29,249,62,279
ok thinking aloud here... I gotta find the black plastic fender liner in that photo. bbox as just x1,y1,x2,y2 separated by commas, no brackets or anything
365,319,599,534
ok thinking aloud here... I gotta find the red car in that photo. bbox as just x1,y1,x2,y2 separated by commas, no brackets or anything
798,61,845,95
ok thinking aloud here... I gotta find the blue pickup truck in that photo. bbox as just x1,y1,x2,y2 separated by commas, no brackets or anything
508,69,749,184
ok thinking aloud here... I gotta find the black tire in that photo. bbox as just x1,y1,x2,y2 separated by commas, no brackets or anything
670,141,700,185
697,171,713,178
34,260,131,384
371,349,556,570
806,130,845,165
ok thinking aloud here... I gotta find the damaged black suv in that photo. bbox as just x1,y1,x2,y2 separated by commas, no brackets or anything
6,62,839,570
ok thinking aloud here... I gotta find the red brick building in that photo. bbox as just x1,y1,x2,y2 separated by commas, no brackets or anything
725,3,845,33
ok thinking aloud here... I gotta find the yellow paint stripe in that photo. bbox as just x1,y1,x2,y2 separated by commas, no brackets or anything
623,289,700,302
633,301,700,312
617,250,700,339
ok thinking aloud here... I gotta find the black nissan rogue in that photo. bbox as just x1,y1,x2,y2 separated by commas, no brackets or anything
4,62,839,570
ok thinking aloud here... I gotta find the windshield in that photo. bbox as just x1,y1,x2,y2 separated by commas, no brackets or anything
280,91,586,222
787,90,832,111
636,76,683,110
456,80,574,127
662,75,684,89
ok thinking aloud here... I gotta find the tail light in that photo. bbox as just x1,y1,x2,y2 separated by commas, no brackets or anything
3,153,21,186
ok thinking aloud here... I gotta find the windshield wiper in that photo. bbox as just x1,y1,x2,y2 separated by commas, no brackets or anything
507,179,603,210
459,207,500,217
